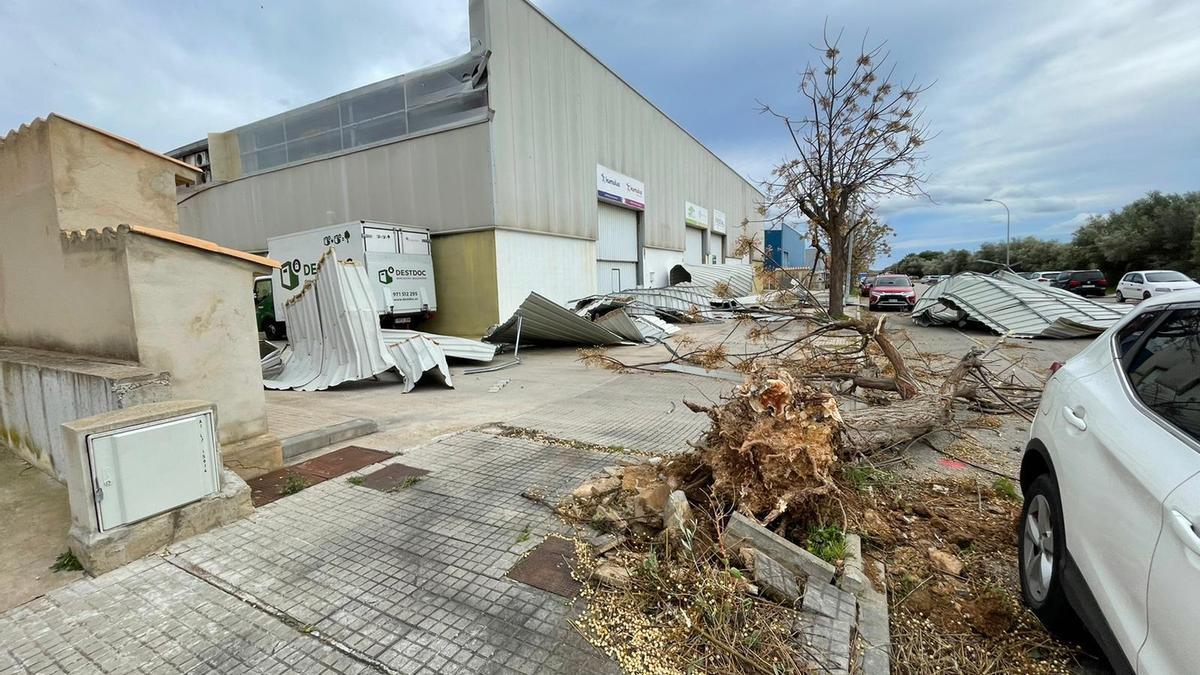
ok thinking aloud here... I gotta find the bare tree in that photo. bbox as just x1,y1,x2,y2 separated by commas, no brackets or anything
761,28,931,316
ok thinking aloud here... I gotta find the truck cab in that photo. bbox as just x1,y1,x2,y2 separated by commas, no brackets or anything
254,275,285,340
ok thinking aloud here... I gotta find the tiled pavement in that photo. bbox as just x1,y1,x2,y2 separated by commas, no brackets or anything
0,369,742,674
0,432,624,674
508,371,731,455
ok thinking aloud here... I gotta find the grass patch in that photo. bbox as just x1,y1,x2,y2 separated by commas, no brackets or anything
280,473,309,496
842,464,893,492
516,524,531,543
50,550,83,573
805,524,847,564
397,476,424,490
992,477,1020,502
346,475,364,486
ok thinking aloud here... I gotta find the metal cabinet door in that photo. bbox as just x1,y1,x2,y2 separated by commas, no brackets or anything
88,413,219,531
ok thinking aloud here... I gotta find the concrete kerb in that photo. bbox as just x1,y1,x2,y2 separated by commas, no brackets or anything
280,418,379,460
854,560,892,675
838,533,891,675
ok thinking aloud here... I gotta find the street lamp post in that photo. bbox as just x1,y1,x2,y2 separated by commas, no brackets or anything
984,198,1011,268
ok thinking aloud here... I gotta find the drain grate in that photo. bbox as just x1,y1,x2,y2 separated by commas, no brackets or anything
359,463,431,492
247,445,394,506
299,445,392,479
505,536,581,598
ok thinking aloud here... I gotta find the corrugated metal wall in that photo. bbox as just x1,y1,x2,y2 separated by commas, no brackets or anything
177,122,494,252
483,0,763,253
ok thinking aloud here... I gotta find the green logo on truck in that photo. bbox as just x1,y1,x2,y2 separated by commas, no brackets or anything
378,269,393,284
281,260,300,290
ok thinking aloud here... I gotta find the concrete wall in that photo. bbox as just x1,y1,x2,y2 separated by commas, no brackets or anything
0,345,170,481
124,236,268,445
643,246,686,289
422,230,501,338
177,121,495,252
0,118,141,360
480,0,763,251
494,229,596,319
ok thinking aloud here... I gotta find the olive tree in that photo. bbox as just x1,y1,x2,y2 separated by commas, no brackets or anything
762,29,931,316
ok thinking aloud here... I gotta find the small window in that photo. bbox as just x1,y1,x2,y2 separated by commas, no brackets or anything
1131,274,1144,284
1125,308,1200,442
254,278,272,302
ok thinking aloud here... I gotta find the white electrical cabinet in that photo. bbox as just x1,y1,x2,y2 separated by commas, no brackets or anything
87,411,220,532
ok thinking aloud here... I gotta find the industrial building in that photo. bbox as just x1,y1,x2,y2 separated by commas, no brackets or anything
170,0,764,336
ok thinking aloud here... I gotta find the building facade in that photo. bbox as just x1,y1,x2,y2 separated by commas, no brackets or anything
763,223,809,271
172,0,763,336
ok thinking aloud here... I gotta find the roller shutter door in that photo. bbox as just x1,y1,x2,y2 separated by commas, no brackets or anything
711,234,725,263
597,203,638,293
684,226,705,264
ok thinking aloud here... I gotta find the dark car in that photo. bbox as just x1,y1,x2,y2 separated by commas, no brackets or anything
868,274,916,311
859,276,876,297
1051,269,1107,297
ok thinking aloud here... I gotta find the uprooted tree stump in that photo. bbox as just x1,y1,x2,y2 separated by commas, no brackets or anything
679,347,983,524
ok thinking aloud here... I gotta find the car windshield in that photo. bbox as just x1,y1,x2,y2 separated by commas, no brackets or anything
1072,270,1104,280
874,277,909,287
1145,272,1190,283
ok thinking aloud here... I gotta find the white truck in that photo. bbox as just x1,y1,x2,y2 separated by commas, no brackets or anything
260,221,437,339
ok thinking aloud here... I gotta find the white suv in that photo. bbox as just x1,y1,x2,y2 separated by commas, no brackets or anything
1020,288,1200,674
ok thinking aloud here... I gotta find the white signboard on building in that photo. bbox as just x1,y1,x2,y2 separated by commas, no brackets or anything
712,210,727,234
596,165,645,210
684,201,709,227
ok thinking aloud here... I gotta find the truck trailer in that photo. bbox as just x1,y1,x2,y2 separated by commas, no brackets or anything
260,221,437,338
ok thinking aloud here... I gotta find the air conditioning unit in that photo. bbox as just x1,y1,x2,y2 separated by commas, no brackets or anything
87,411,220,532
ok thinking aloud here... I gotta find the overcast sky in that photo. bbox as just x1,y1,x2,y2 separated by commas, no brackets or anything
3,0,1197,265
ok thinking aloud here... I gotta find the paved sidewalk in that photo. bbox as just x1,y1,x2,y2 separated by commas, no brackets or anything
1,432,623,674
509,371,729,455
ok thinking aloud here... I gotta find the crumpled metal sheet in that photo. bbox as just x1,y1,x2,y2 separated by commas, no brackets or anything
259,341,285,380
485,292,626,345
386,334,452,393
912,271,1128,338
380,329,496,362
263,249,459,391
669,263,756,297
594,308,649,342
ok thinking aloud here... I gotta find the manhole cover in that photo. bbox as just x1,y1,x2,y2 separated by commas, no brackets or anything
247,468,324,507
297,445,392,479
360,463,431,492
506,536,581,598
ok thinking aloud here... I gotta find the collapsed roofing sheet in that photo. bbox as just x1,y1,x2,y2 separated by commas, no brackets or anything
669,263,756,297
380,329,496,362
912,271,1128,338
485,292,626,345
263,249,458,391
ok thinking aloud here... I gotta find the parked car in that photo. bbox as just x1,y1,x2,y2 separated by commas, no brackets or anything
1019,288,1200,674
867,274,916,311
1051,270,1107,296
1029,271,1060,284
859,276,876,297
1115,270,1200,303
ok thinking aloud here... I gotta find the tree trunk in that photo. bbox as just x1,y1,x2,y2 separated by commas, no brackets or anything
826,227,847,317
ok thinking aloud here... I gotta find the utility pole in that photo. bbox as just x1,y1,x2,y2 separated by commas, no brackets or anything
984,198,1011,268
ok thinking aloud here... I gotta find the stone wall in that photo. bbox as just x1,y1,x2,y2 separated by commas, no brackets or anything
0,345,170,481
